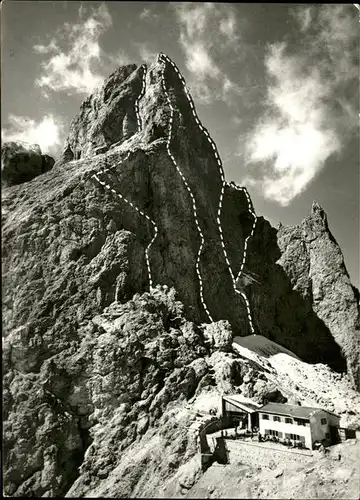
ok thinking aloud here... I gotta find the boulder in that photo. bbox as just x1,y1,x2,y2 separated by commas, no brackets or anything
203,321,233,352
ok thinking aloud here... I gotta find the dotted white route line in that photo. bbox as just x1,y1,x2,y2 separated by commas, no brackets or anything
134,64,146,132
353,4,360,22
160,53,256,333
159,54,213,323
160,56,233,280
225,181,257,282
91,64,159,290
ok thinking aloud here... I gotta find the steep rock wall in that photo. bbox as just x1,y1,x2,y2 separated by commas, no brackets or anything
1,141,54,187
3,54,357,383
2,53,360,498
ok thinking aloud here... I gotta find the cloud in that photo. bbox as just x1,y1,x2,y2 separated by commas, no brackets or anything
139,8,159,21
2,114,64,155
172,3,241,105
138,44,157,64
183,41,220,79
244,4,359,206
297,6,313,32
221,76,243,105
33,3,126,96
219,13,237,39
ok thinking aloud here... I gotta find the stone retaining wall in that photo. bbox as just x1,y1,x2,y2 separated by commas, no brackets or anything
225,439,313,470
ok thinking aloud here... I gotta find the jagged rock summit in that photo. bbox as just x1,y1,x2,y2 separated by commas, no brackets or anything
2,53,360,497
57,53,258,336
3,53,359,381
1,140,54,187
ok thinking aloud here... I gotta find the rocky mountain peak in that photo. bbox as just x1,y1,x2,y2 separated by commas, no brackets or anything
2,53,359,497
3,53,358,378
301,201,330,243
311,200,325,216
1,140,54,187
60,62,141,161
60,53,192,163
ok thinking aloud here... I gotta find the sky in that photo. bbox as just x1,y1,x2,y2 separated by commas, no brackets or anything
1,2,359,288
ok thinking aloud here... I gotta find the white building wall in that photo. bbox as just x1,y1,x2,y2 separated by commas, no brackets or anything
327,413,340,427
258,412,312,449
309,410,339,445
224,401,244,413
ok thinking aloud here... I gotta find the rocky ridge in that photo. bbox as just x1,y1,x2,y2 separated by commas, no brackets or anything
1,141,54,187
4,286,359,497
3,54,358,378
2,53,360,497
2,287,283,497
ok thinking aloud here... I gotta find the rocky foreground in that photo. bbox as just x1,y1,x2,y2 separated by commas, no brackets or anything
182,440,360,500
2,54,360,497
4,287,359,497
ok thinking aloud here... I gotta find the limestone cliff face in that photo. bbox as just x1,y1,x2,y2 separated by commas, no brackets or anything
2,287,274,497
233,199,359,382
2,54,358,380
2,53,359,496
277,203,360,386
1,141,54,187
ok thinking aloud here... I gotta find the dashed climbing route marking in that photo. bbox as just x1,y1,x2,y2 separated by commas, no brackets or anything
91,55,257,329
159,53,213,323
226,181,257,282
134,64,147,131
160,53,257,333
91,64,159,291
